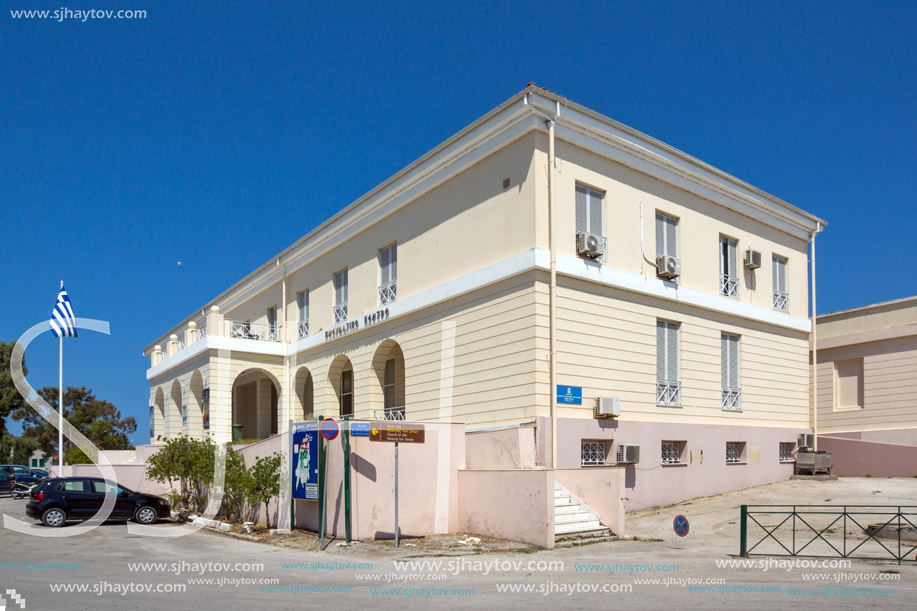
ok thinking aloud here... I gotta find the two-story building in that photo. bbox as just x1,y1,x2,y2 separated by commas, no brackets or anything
144,84,825,515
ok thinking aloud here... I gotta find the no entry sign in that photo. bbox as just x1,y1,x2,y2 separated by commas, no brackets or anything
674,515,689,537
321,418,339,441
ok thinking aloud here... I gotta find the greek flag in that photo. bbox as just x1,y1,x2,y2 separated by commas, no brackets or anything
50,285,77,338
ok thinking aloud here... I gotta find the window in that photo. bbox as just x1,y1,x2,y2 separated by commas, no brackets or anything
575,183,606,259
726,442,745,464
93,481,126,494
383,358,398,410
779,442,795,462
297,289,309,338
340,369,353,417
655,212,679,260
661,440,685,465
63,480,89,493
773,256,788,311
719,236,739,297
266,306,278,341
835,358,864,409
581,440,608,466
656,320,681,406
333,269,348,323
379,243,397,305
721,333,741,410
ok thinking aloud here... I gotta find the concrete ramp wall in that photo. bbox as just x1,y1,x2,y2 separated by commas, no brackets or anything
819,436,917,477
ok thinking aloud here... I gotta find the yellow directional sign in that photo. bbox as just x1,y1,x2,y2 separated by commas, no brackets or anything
369,422,425,443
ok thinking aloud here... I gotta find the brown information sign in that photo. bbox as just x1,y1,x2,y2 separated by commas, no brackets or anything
369,422,425,444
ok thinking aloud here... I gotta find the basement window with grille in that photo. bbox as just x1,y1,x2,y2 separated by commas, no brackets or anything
581,440,608,466
779,442,795,462
726,441,745,464
661,440,685,465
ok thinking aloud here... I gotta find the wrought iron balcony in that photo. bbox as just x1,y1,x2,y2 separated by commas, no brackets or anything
773,291,789,312
374,407,405,421
379,281,397,305
656,380,682,406
297,320,309,339
722,387,742,411
333,303,348,324
720,273,738,298
227,320,280,342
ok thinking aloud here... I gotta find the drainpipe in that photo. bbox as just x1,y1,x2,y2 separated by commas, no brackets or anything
525,93,561,468
809,222,821,451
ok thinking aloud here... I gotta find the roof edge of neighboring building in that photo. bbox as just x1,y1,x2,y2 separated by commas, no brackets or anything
818,295,917,321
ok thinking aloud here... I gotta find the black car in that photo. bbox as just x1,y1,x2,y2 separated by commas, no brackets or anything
0,465,43,494
26,477,171,527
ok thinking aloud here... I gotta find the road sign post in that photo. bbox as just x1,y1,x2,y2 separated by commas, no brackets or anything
318,416,325,551
394,441,399,548
369,422,425,549
343,416,351,544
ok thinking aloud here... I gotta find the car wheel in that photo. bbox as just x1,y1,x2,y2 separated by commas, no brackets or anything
134,506,158,525
42,507,67,528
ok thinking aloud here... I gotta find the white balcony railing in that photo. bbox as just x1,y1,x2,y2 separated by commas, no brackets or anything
379,281,397,305
720,274,738,298
297,320,309,339
333,303,348,324
656,380,682,406
196,326,206,342
773,291,788,312
228,320,280,342
374,407,405,421
722,387,742,410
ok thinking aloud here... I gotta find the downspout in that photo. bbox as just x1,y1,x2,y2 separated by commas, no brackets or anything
809,223,821,450
525,93,561,468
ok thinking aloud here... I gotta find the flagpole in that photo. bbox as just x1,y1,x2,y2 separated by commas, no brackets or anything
58,280,64,477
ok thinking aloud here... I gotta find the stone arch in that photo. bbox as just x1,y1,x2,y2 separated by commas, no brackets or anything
168,379,183,439
372,339,406,419
328,355,354,418
153,387,165,442
231,368,281,441
294,366,314,421
188,370,205,439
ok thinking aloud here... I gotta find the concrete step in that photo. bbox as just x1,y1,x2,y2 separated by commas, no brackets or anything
553,495,573,506
555,511,594,524
555,528,615,545
555,520,603,534
554,503,584,515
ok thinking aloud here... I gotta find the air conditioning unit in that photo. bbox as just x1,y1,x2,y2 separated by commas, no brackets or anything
577,232,604,259
616,444,640,464
744,249,762,269
798,433,814,449
594,397,620,418
656,255,681,279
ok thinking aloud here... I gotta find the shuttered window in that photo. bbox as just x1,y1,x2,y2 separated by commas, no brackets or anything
334,269,348,306
721,333,741,410
773,256,788,311
575,183,605,236
379,243,397,304
719,236,738,297
656,320,679,381
296,289,309,338
655,213,678,258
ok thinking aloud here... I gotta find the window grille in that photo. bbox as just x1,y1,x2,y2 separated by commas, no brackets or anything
379,243,397,305
773,256,788,311
779,442,795,461
719,236,738,297
726,442,743,464
333,269,348,323
661,441,682,465
656,320,681,406
721,333,741,410
297,290,309,338
581,440,607,466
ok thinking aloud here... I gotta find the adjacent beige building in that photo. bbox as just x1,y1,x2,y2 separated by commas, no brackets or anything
143,84,825,513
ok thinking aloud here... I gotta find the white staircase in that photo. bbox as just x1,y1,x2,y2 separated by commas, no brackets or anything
554,483,608,537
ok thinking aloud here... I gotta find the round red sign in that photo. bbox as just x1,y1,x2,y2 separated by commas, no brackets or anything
321,418,339,441
673,515,689,537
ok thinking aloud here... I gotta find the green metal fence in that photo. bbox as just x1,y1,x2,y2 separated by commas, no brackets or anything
740,505,917,564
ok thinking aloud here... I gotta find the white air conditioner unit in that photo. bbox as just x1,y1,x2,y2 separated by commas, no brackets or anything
616,443,640,464
798,433,814,449
594,397,620,418
577,232,604,259
744,249,762,269
656,255,681,279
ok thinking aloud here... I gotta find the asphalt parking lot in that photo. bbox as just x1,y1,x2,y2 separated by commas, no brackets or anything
1,478,915,610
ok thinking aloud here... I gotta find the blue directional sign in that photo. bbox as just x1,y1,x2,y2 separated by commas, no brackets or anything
349,422,371,438
292,422,319,500
556,385,583,405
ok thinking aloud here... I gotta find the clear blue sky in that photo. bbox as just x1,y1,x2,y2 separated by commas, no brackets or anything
2,1,915,445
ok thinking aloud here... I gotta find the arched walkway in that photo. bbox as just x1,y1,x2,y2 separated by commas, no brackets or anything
231,368,281,440
188,370,205,439
328,355,354,418
168,380,182,438
153,388,165,441
372,339,405,419
294,367,314,420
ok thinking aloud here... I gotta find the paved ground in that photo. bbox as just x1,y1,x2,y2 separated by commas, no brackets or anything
1,477,916,610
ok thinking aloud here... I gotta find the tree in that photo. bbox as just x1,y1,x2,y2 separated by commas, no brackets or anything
13,386,137,460
246,453,282,528
0,434,40,466
0,340,27,438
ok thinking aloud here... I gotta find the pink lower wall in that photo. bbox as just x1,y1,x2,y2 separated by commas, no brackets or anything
458,469,555,548
57,464,172,496
819,436,917,477
554,467,625,535
465,425,537,469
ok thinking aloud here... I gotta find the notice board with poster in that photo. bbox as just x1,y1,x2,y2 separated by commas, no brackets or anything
291,421,319,500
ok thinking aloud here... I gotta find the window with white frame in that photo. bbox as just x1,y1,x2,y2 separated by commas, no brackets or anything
575,183,606,258
655,212,679,260
656,319,681,406
333,269,348,323
721,333,741,410
726,441,745,464
773,255,788,311
379,243,397,305
266,306,278,341
581,440,608,466
297,289,309,338
661,440,684,465
719,235,739,297
779,442,795,462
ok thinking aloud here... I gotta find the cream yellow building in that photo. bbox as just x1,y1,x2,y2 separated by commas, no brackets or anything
143,85,825,510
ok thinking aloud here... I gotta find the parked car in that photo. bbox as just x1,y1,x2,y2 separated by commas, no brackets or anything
0,465,43,494
25,477,171,527
30,468,51,478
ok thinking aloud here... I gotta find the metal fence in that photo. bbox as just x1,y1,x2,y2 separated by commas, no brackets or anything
740,505,917,564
